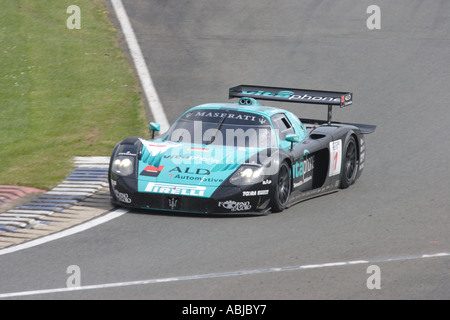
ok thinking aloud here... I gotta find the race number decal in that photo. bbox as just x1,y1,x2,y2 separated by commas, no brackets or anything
329,140,342,177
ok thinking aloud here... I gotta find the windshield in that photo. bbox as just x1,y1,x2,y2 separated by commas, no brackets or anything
164,109,276,148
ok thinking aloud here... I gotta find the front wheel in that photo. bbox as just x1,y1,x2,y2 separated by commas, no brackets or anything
271,161,292,212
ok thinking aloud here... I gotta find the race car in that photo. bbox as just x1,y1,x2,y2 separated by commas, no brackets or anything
109,85,375,214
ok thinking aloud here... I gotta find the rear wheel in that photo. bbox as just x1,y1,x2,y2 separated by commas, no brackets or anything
340,136,358,189
271,161,291,212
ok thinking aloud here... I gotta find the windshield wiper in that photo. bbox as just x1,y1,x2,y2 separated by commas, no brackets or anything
205,113,228,145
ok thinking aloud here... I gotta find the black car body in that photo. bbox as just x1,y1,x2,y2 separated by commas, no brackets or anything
109,85,376,214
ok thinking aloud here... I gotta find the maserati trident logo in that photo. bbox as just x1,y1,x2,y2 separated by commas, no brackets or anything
168,197,178,210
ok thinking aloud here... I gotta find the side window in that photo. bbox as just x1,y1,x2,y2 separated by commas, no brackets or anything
271,113,295,140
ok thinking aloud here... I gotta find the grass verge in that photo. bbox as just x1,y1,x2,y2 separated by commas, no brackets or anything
0,0,148,190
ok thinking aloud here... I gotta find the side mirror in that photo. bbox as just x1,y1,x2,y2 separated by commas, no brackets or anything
285,133,300,150
149,122,160,138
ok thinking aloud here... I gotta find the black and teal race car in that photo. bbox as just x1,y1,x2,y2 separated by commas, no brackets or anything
109,85,375,214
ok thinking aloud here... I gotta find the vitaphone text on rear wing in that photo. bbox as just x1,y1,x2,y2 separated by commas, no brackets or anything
229,84,353,107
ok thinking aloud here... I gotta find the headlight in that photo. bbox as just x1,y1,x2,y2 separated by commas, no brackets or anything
112,157,134,176
229,165,265,185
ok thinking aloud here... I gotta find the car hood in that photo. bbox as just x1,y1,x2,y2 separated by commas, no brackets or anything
136,139,261,197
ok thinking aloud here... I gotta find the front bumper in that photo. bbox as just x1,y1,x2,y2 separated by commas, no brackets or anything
110,177,272,214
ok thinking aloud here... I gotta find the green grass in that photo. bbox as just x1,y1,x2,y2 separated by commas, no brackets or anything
0,0,149,190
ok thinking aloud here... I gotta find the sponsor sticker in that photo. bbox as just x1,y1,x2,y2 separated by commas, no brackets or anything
329,140,342,176
218,200,252,212
140,140,177,156
145,182,206,197
140,165,164,177
243,190,269,196
114,189,132,203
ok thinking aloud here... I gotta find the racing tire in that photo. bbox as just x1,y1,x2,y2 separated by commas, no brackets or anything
271,161,292,212
340,136,359,189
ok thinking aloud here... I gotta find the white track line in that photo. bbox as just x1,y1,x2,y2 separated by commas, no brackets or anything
0,252,448,298
0,208,128,257
110,0,170,132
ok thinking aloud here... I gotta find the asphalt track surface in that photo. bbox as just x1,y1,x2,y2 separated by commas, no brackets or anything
0,0,449,300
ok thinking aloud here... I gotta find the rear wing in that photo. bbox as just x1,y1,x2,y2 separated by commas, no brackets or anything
229,85,352,107
229,85,375,133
